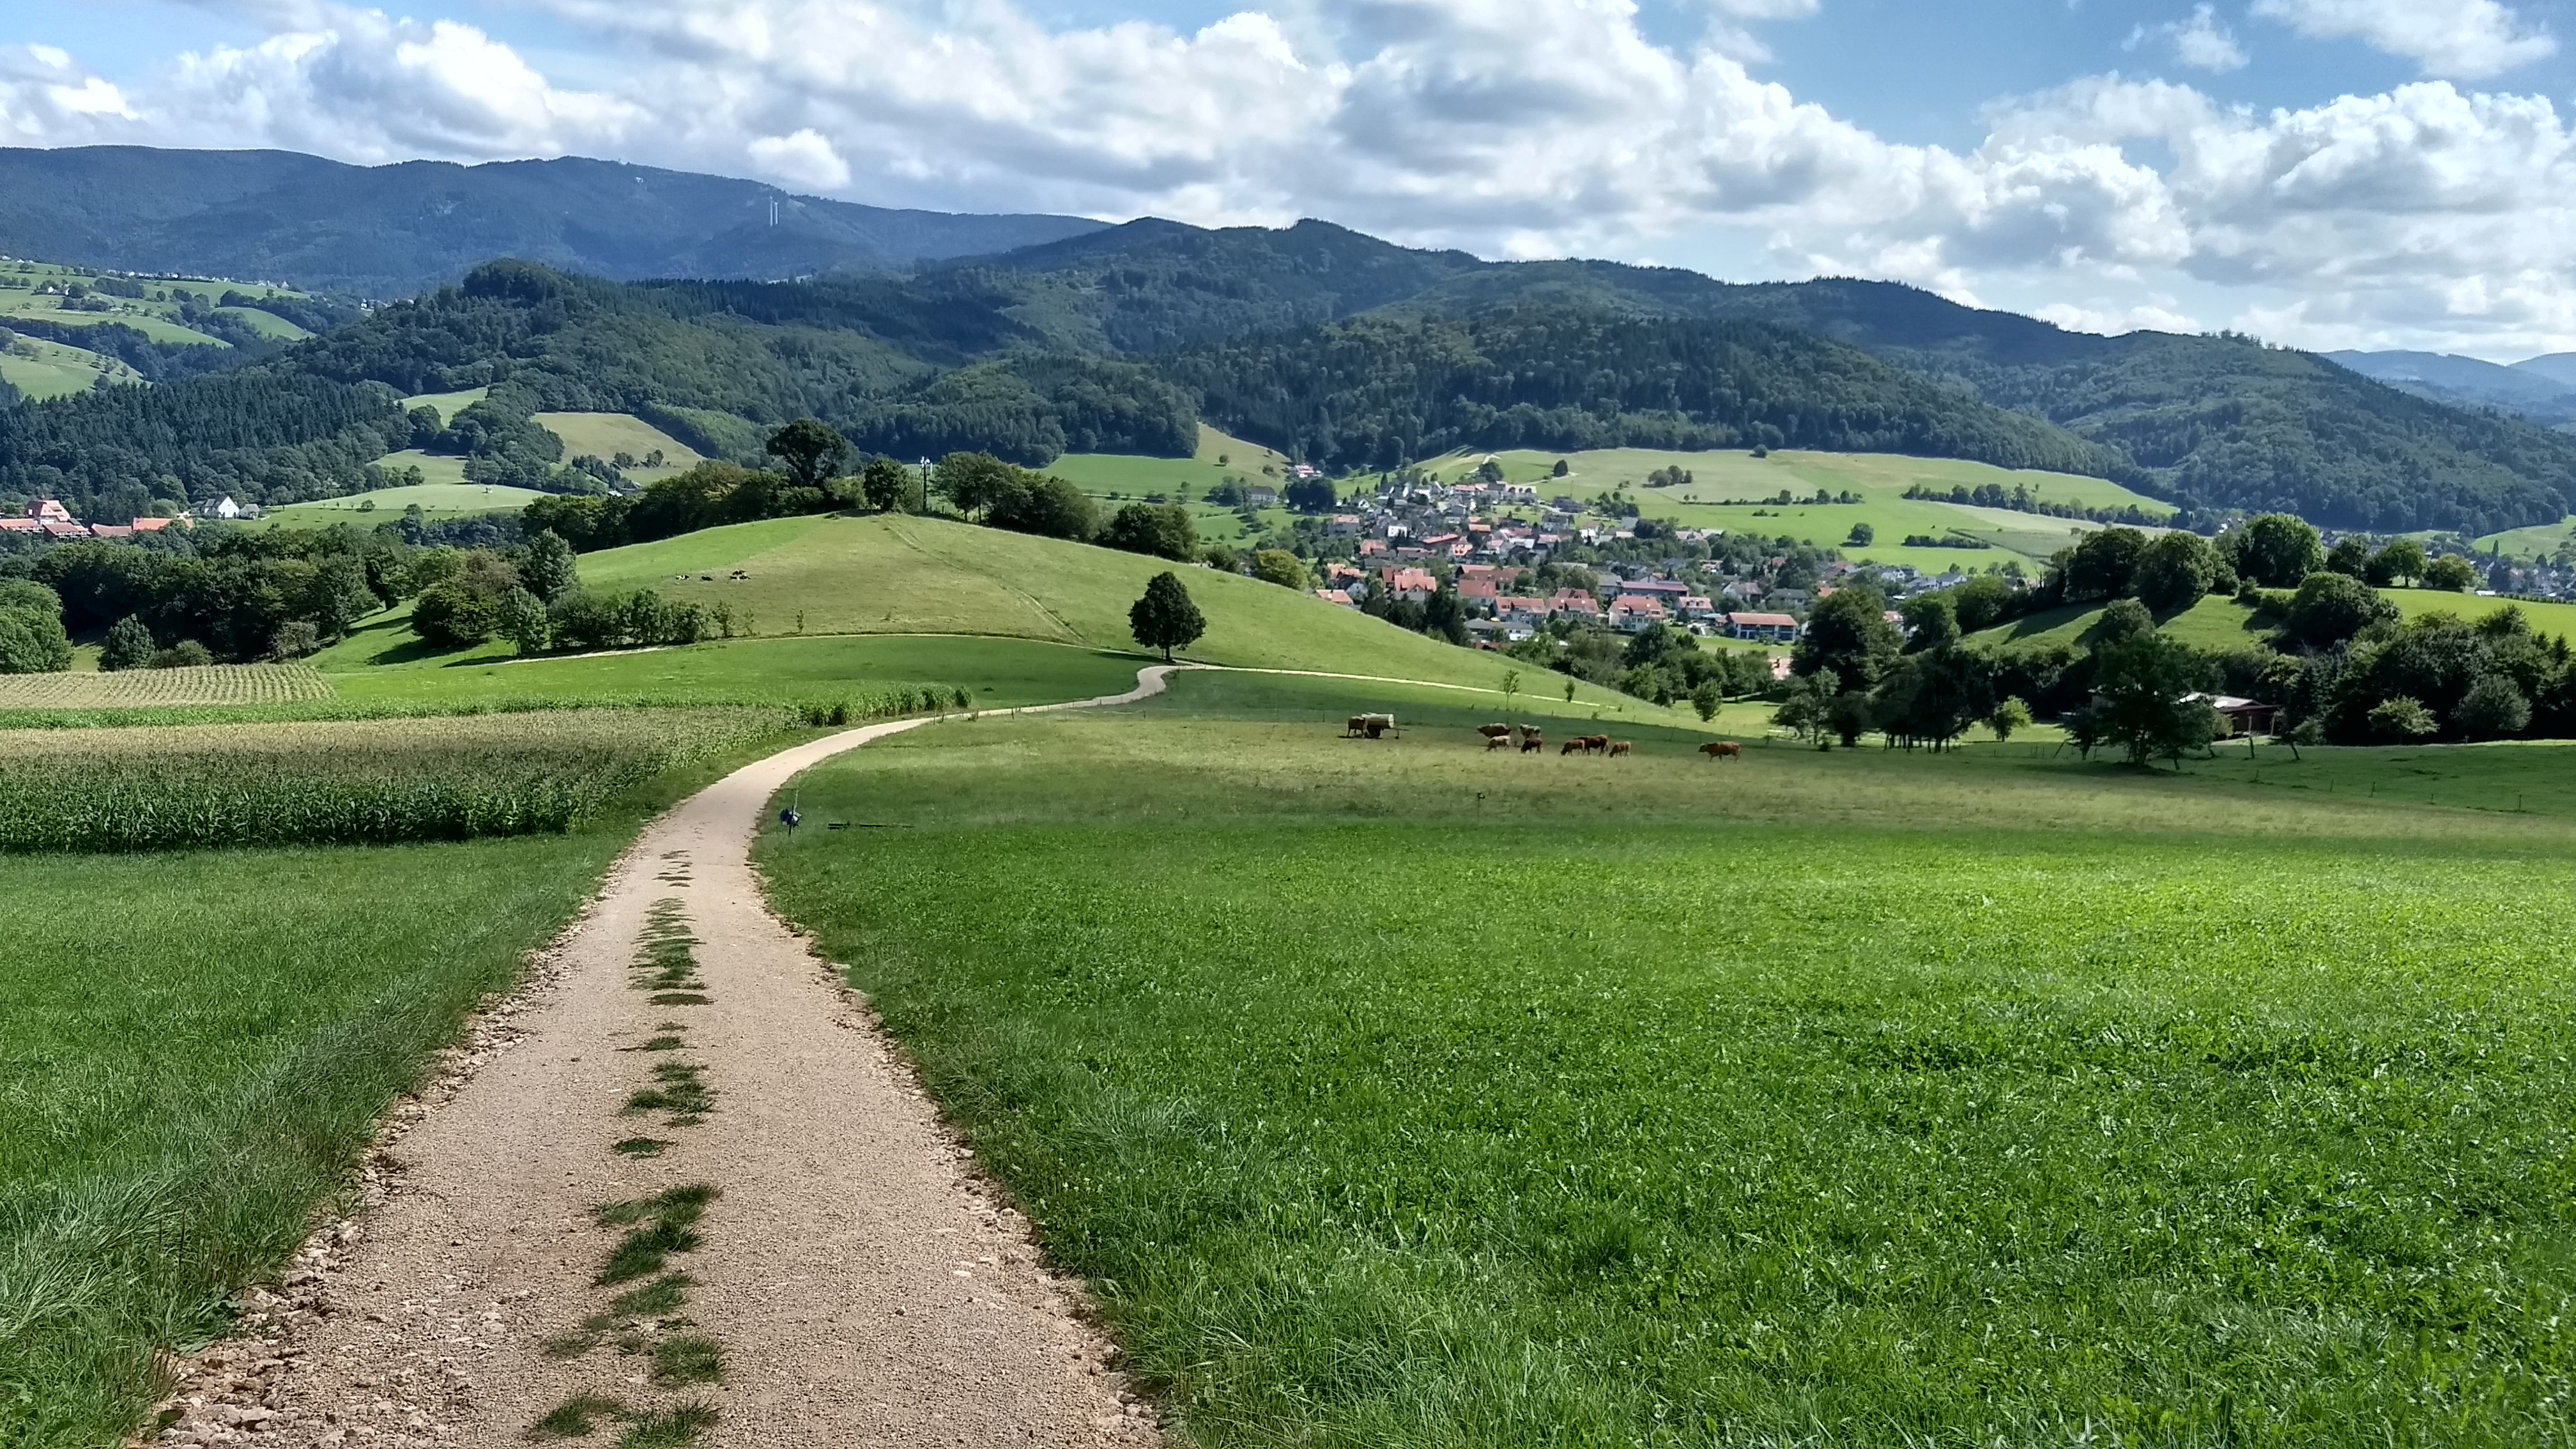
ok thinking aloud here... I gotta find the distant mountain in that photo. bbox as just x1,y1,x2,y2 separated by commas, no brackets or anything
0,147,1107,298
2326,349,2576,429
952,222,2576,533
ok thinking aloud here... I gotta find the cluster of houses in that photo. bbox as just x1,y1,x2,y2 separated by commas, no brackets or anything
0,499,192,541
1306,474,1987,648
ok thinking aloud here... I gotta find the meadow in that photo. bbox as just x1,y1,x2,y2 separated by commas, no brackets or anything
0,259,306,352
1045,426,1298,546
757,671,2576,1448
1968,588,2576,654
1423,447,2173,574
259,479,549,525
0,334,136,400
0,708,788,852
2475,515,2576,560
532,412,704,482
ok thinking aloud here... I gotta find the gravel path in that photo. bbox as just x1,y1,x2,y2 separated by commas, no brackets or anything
151,669,1179,1449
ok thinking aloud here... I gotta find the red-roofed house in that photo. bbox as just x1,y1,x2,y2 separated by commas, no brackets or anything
1547,588,1600,619
1727,611,1800,643
130,516,176,532
1314,588,1357,608
1456,576,1501,615
29,500,73,524
1381,567,1439,602
1610,595,1669,633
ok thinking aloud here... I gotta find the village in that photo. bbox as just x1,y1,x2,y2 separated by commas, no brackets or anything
1297,469,1986,649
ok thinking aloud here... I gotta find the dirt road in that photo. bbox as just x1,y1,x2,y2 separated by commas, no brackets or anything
153,670,1178,1448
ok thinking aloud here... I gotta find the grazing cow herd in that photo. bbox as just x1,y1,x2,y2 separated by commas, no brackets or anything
1343,712,1746,762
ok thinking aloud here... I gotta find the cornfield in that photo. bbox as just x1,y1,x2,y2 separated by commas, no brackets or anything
0,708,791,853
0,664,335,709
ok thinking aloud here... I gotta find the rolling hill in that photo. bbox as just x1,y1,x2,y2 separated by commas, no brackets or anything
0,148,1106,298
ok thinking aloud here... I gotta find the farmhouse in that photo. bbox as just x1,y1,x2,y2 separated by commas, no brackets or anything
2186,693,2281,737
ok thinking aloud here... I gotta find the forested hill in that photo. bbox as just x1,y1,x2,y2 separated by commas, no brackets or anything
953,225,2576,533
1164,309,2119,477
0,148,1105,298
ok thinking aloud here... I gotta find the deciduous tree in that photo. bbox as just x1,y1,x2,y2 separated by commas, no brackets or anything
1130,572,1206,662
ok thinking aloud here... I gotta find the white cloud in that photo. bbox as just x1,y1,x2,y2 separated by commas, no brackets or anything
748,128,849,190
2126,7,2250,73
15,0,2576,353
2251,0,2554,80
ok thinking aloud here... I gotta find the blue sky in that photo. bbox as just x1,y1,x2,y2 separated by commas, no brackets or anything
9,0,2576,357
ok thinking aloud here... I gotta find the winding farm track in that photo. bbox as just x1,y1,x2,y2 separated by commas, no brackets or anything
164,670,1181,1449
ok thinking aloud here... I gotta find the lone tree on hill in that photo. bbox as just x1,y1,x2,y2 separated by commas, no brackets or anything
765,418,852,490
98,615,157,672
1130,572,1206,663
859,457,911,512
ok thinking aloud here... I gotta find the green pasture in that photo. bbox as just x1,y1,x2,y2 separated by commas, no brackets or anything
551,512,1619,696
533,412,703,482
0,293,224,347
759,669,2576,1448
211,305,308,341
1970,588,2576,656
1045,426,1298,546
0,335,133,399
399,387,490,422
321,632,1153,711
2474,516,2575,561
263,478,545,525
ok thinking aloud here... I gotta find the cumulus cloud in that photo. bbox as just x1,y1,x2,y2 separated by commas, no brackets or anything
2128,5,2250,72
2251,0,2554,79
10,0,2576,351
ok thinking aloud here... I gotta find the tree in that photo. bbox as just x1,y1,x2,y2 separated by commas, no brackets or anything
2367,695,2438,742
1421,581,1469,645
98,613,156,671
496,587,552,655
1101,503,1199,561
1825,690,1875,749
0,581,73,675
1690,678,1721,721
1772,668,1836,743
2423,554,2479,592
766,418,852,490
1130,572,1206,661
2326,536,2373,578
1988,696,2033,741
2279,572,2398,650
2091,631,2216,767
521,529,580,602
2364,538,2426,588
986,474,1098,540
1284,477,1337,512
1899,592,1958,652
2134,531,2218,611
1872,645,1994,749
268,620,321,661
1250,549,1308,590
2234,514,2324,588
1551,459,1570,477
1792,583,1900,687
1845,523,1874,546
860,457,912,512
933,452,1023,518
2058,527,2148,601
2089,597,2156,648
2453,673,2531,740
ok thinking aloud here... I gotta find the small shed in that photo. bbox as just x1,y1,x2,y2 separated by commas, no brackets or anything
2187,693,2280,738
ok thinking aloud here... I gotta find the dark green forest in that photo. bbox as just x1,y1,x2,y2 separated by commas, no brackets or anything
1163,307,2120,475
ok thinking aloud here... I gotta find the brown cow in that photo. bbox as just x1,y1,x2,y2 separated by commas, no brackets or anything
1561,739,1584,755
1517,724,1544,746
1699,740,1744,762
1521,732,1544,753
1346,716,1368,739
1581,735,1611,755
1609,741,1632,758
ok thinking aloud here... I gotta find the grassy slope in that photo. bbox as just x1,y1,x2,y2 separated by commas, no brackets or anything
263,479,548,524
565,512,1594,692
213,305,309,341
1045,426,1296,547
399,387,490,422
1970,588,2576,654
0,335,139,399
758,670,2576,1448
2476,516,2575,560
1428,447,2173,574
533,413,704,484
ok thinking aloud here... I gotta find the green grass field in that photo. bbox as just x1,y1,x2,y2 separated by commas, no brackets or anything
1043,426,1297,546
321,633,1152,711
1970,588,2576,655
533,413,704,482
757,670,2576,1447
211,305,309,341
527,512,1619,696
263,479,549,525
399,387,490,422
0,334,137,399
1422,447,2172,573
2475,516,2575,560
